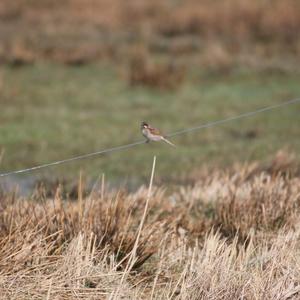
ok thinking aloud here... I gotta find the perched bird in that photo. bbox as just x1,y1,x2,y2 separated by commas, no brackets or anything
141,122,176,147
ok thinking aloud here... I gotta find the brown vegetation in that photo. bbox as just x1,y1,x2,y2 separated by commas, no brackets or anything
126,46,186,89
1,155,300,299
0,0,299,76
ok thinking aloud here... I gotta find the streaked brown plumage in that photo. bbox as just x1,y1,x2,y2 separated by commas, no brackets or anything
141,122,176,147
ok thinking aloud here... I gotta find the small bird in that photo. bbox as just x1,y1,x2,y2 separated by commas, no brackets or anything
141,122,176,147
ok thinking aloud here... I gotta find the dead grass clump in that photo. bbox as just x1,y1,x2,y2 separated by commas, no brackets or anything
215,174,300,241
156,0,300,44
248,150,300,179
126,46,186,89
0,188,163,274
200,42,234,73
176,229,300,299
0,158,300,298
0,0,300,70
3,41,36,66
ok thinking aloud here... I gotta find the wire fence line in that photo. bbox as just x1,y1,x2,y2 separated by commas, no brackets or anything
0,98,299,178
167,98,300,138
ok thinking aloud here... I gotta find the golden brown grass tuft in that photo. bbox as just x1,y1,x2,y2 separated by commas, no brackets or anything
0,157,300,298
0,0,300,72
125,46,186,89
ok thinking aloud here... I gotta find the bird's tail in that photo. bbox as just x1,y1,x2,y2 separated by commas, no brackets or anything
162,137,176,147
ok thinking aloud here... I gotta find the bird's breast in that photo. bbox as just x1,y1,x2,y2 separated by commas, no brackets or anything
142,128,149,138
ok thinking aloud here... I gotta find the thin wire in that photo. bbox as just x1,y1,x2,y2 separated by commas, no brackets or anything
167,98,300,137
0,98,299,177
0,141,146,177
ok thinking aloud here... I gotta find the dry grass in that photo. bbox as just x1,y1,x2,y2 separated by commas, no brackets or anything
1,155,300,299
0,0,299,74
124,45,186,89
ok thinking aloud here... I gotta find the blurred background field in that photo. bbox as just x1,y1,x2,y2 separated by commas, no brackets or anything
0,0,300,186
1,1,300,298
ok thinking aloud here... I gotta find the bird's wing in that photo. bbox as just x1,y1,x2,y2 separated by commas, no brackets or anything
149,126,161,135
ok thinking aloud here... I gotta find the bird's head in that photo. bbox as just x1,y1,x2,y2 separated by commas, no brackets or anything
141,121,149,129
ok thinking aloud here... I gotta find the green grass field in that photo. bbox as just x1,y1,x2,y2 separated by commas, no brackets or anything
1,63,300,182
